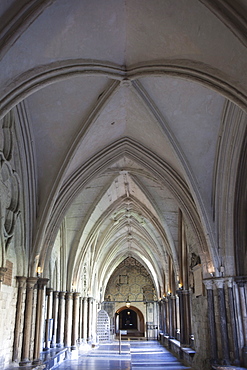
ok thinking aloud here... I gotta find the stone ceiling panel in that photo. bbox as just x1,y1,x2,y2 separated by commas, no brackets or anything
139,76,225,209
25,75,110,199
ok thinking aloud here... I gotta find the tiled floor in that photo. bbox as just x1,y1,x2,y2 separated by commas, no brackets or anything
57,340,191,370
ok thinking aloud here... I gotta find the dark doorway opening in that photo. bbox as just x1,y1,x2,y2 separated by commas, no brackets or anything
119,308,137,330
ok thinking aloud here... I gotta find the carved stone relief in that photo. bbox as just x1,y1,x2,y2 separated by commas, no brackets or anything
0,112,20,263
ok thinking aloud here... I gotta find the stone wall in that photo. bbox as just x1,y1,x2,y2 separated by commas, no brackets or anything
191,294,211,370
0,284,18,369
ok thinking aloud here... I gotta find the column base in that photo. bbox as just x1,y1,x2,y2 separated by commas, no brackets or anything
32,358,42,365
242,346,247,368
19,359,31,366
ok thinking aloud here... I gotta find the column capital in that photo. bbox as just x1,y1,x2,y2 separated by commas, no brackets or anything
46,287,53,296
235,276,247,287
203,278,214,290
225,277,234,288
214,277,226,289
65,292,73,300
53,290,59,298
73,292,80,299
59,291,66,299
37,278,49,289
16,276,27,288
26,277,38,290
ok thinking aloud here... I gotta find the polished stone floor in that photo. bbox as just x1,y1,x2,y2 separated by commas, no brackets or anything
57,340,191,370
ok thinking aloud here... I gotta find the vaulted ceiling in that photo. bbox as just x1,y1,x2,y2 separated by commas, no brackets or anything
1,0,246,296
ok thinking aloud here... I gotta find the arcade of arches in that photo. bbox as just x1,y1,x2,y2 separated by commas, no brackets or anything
0,1,247,370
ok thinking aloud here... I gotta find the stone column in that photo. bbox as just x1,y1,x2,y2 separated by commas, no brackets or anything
33,278,49,364
71,292,80,349
203,279,218,365
178,289,191,347
227,278,240,365
87,297,93,342
214,278,230,365
82,297,88,342
160,300,165,334
164,297,169,335
64,292,73,348
236,277,247,367
57,292,66,347
50,291,59,348
20,277,38,366
171,295,177,339
168,295,174,338
13,277,26,362
44,288,53,351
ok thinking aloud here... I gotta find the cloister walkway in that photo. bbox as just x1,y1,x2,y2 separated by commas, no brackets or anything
58,340,191,370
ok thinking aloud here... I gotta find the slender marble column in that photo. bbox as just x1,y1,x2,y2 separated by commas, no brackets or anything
236,277,247,367
178,290,191,346
19,277,38,366
64,292,73,348
227,278,240,365
57,292,66,347
171,296,177,339
13,277,27,362
50,291,59,348
44,288,53,351
33,278,49,364
87,297,93,341
203,279,218,365
164,297,169,335
71,292,80,349
214,278,230,365
160,300,165,334
82,297,88,342
168,295,174,338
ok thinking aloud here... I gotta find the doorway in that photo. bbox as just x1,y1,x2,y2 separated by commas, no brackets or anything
119,308,137,330
116,306,145,337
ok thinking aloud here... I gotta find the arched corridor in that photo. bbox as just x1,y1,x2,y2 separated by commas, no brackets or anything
0,1,247,370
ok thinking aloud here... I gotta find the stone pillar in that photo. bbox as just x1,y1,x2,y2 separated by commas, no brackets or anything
227,278,240,365
50,291,59,348
71,292,80,349
171,295,177,339
82,297,88,342
13,277,26,362
87,297,93,341
44,288,53,351
203,279,218,365
57,292,66,347
168,295,174,338
214,278,230,365
164,297,169,335
160,300,165,334
20,277,38,366
33,278,49,364
178,289,191,347
236,277,247,366
64,292,73,348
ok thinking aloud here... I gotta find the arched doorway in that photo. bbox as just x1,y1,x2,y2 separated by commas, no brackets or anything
119,308,137,330
116,306,145,337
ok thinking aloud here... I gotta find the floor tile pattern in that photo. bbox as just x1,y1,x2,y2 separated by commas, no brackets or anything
57,340,191,370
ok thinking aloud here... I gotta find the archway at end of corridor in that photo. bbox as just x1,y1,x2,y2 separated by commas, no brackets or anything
116,305,145,337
